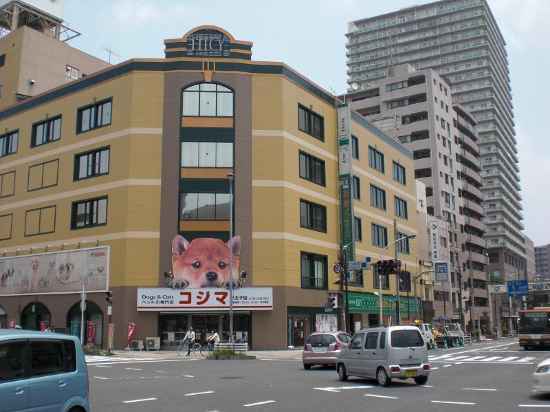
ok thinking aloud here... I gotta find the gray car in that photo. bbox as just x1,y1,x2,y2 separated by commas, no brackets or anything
336,326,431,386
302,331,351,369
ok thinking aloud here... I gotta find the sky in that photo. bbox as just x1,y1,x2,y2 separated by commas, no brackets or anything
62,0,550,246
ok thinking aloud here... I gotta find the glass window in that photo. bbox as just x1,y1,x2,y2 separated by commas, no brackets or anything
0,130,18,158
180,142,199,167
300,199,327,232
321,334,336,346
182,91,200,116
75,147,109,180
197,193,216,219
338,333,351,344
352,135,359,159
216,193,231,219
379,332,386,349
393,162,406,185
352,176,361,200
301,252,327,289
350,334,363,350
354,217,362,242
199,91,217,116
298,104,324,141
299,151,325,186
77,99,112,133
181,193,198,219
182,83,233,117
372,224,388,248
217,92,233,117
390,330,424,347
63,340,76,372
71,197,108,229
0,341,25,382
365,332,379,349
395,197,408,219
370,185,386,210
198,142,216,167
368,146,385,173
217,143,233,167
30,340,64,377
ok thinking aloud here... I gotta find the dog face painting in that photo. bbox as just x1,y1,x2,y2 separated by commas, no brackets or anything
171,235,240,289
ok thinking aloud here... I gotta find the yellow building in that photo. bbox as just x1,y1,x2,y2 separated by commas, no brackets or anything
0,25,420,349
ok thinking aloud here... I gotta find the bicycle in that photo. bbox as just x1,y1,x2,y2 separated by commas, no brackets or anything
177,340,203,357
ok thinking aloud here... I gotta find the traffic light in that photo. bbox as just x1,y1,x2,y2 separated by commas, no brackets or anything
105,291,113,305
328,293,339,309
375,259,401,275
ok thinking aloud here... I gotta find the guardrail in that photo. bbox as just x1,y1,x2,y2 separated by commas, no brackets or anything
214,342,248,352
463,334,472,345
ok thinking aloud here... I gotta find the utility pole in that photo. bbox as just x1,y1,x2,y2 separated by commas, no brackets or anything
80,280,86,344
228,173,235,349
394,219,400,325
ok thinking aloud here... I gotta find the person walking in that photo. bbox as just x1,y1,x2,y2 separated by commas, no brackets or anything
183,327,196,356
207,330,220,351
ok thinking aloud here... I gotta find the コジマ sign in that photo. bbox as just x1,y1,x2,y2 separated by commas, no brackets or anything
137,287,273,312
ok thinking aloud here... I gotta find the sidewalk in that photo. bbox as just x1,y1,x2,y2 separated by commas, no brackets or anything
110,348,303,360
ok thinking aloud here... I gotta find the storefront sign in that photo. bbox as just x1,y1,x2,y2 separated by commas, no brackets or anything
529,281,550,291
430,220,441,262
0,246,110,296
137,287,273,311
434,261,449,282
337,105,352,176
186,28,230,57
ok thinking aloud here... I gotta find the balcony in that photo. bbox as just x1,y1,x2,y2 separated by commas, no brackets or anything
465,234,486,250
465,251,488,266
461,182,483,200
463,199,484,216
465,216,485,233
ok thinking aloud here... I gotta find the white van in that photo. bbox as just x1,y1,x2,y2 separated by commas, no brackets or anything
336,326,431,386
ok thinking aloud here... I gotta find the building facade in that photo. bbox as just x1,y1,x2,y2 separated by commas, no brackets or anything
346,0,525,290
347,63,487,332
535,244,550,281
524,236,535,282
0,25,421,348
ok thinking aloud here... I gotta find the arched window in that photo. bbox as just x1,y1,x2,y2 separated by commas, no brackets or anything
21,302,51,330
182,83,233,117
67,301,104,346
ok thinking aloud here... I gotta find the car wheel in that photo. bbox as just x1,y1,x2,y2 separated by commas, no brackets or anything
337,364,348,381
414,375,428,385
304,363,312,370
376,367,391,387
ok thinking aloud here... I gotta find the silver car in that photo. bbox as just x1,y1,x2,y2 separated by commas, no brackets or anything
303,331,351,369
336,326,431,386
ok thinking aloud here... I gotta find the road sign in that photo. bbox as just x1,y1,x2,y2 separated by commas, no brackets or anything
348,261,363,271
488,284,507,294
507,280,528,296
434,261,449,282
333,263,342,274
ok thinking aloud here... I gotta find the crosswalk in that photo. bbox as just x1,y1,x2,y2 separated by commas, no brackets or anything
429,354,536,364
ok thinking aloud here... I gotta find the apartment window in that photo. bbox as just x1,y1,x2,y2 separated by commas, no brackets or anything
71,197,108,229
395,196,408,219
392,162,406,185
74,147,109,180
443,155,448,166
0,130,18,158
299,151,325,186
358,105,380,116
28,159,59,191
385,80,407,92
0,171,15,198
352,135,359,159
180,193,230,220
426,187,433,197
32,116,61,147
397,232,411,254
374,264,389,289
368,146,385,173
181,142,233,168
352,176,361,200
371,223,388,248
408,75,425,86
370,184,386,210
300,199,327,233
65,65,80,81
354,217,362,242
415,168,432,178
298,104,324,141
413,149,431,159
182,83,233,117
77,99,112,133
410,130,429,142
301,252,327,289
25,206,56,236
441,118,446,129
0,213,12,240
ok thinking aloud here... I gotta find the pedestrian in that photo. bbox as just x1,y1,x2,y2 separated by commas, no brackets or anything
207,330,220,351
183,327,196,356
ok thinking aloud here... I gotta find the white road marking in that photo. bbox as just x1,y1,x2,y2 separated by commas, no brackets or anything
93,365,112,368
364,394,399,399
443,364,453,368
446,356,471,361
313,385,373,393
463,388,498,391
480,356,502,362
244,400,277,407
431,367,440,370
499,357,519,362
460,356,487,361
125,367,143,371
184,390,215,397
518,405,550,408
517,357,536,363
93,376,111,380
183,374,195,378
429,354,454,360
423,385,433,388
123,397,158,404
431,400,476,406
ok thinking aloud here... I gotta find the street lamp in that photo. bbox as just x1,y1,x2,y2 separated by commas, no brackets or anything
227,172,235,349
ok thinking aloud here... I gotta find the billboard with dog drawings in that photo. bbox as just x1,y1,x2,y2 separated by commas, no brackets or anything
168,235,240,289
0,246,109,296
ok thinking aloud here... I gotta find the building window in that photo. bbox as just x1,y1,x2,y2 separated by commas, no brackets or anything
411,130,429,142
402,111,428,125
413,149,431,159
397,232,411,254
182,83,233,117
298,104,324,141
353,216,363,242
0,130,18,158
395,196,408,219
370,184,386,210
352,176,361,200
32,116,62,147
77,99,112,133
374,264,389,289
28,159,59,191
65,65,80,80
74,147,110,180
368,146,385,173
0,171,15,198
300,199,327,233
393,162,406,185
371,223,388,248
352,135,359,159
25,206,56,236
301,252,327,290
415,168,432,178
71,196,108,229
181,142,233,168
180,193,230,220
299,151,325,186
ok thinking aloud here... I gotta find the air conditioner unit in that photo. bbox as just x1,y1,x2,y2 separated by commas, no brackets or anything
145,337,160,351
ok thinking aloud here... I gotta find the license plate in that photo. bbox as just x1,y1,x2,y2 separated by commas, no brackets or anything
312,347,327,353
405,370,417,378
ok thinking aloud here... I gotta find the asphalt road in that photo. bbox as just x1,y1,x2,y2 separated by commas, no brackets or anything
88,338,550,412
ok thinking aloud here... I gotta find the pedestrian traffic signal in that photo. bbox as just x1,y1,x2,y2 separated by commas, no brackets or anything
105,291,113,305
328,293,339,309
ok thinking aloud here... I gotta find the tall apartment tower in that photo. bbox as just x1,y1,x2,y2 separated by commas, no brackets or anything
347,64,487,331
535,244,550,281
346,0,525,285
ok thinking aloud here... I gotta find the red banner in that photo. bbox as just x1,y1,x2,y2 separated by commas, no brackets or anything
127,322,137,345
87,321,96,344
39,321,48,332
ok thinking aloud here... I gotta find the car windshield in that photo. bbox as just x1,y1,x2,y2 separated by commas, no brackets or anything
391,330,424,347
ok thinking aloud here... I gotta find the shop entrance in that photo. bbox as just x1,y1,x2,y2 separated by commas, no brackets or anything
0,305,6,328
288,315,311,348
21,302,51,330
67,301,104,346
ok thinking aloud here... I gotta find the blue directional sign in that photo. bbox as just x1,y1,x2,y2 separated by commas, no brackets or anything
507,280,529,296
434,262,449,282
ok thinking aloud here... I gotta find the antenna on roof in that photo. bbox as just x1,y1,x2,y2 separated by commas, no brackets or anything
104,47,121,64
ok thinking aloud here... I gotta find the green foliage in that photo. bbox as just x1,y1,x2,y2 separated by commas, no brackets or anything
207,349,255,360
